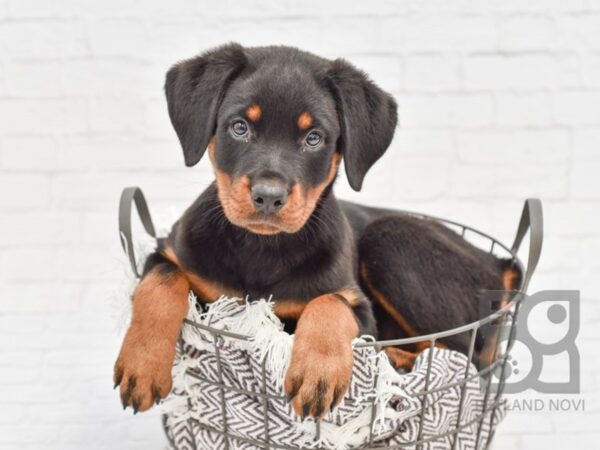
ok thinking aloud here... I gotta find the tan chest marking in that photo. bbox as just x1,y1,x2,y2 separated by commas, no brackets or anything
274,287,363,320
162,246,241,302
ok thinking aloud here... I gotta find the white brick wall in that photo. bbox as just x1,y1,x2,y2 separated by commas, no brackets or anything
0,1,598,448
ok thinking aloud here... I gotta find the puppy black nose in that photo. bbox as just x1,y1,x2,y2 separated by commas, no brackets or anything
251,183,288,214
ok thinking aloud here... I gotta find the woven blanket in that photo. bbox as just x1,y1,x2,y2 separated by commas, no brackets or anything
160,295,505,450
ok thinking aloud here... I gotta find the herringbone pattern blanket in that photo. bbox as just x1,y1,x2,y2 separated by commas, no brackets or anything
161,296,504,450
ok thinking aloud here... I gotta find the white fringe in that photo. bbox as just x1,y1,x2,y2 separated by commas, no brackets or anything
108,230,158,335
162,296,409,450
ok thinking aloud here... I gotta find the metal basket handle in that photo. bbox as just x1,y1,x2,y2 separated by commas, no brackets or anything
118,186,156,279
510,198,543,291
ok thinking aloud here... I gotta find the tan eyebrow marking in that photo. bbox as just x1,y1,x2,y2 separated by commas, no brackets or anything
245,104,262,122
297,112,313,130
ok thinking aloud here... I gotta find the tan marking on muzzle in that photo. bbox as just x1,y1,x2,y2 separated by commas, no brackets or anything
209,136,342,235
277,152,341,232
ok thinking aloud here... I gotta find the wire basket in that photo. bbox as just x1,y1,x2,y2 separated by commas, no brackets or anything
118,188,543,450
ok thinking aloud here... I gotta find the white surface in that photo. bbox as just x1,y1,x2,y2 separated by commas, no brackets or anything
0,0,598,448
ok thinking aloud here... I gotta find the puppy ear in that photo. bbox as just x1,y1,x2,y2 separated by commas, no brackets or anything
165,43,247,167
326,59,398,191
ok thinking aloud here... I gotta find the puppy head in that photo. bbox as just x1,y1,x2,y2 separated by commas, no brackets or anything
165,43,397,235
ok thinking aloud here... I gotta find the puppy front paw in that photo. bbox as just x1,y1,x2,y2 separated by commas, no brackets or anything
283,293,359,418
284,341,354,418
113,330,175,413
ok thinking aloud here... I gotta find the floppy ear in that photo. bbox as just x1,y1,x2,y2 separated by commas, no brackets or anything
326,59,398,191
165,43,247,167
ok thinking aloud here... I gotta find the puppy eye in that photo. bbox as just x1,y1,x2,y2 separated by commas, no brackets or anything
305,131,322,148
231,120,248,137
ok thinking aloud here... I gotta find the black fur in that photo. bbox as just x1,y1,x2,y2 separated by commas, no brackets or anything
165,43,247,167
326,59,398,190
165,44,397,191
349,205,510,359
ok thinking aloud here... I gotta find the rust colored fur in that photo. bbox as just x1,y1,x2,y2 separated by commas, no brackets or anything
360,262,420,338
297,112,313,130
284,294,359,418
163,245,241,301
246,104,262,122
274,287,364,320
114,268,189,412
479,266,522,366
210,135,341,235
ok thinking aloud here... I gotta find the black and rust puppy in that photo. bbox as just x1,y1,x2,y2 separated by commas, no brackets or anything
113,44,518,418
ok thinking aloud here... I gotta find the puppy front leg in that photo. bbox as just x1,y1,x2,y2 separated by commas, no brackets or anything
113,260,189,413
284,293,359,418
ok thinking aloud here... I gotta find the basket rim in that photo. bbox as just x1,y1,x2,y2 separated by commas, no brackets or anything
183,209,526,347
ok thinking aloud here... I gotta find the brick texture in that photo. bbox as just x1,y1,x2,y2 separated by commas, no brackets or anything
0,1,598,448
